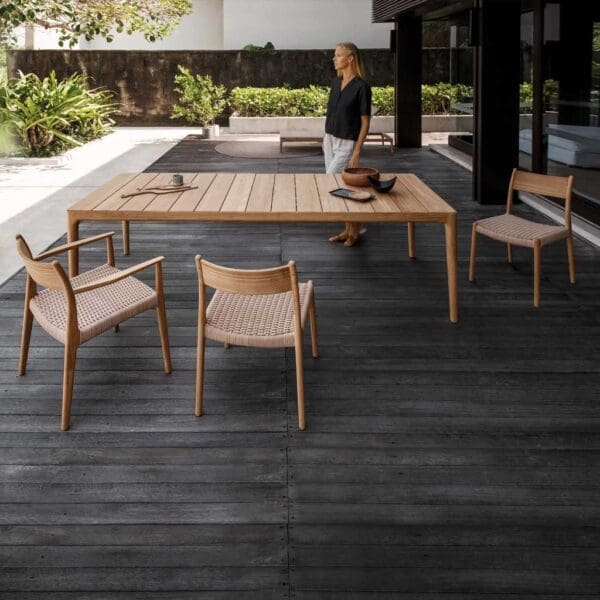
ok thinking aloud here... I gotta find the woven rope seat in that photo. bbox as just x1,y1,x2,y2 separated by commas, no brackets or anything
476,214,569,248
30,264,157,344
205,282,314,348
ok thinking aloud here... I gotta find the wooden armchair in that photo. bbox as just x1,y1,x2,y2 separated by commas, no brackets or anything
469,169,576,307
16,232,172,430
195,257,318,430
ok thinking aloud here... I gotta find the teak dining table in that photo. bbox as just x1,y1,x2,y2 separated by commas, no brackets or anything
67,172,459,323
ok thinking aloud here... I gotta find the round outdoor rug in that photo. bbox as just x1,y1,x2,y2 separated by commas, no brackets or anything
215,141,321,159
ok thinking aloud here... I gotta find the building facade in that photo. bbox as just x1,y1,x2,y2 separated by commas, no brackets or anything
376,0,599,216
19,0,392,51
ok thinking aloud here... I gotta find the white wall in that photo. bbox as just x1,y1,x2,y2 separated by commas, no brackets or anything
14,0,390,51
80,0,223,50
14,25,64,49
223,0,390,49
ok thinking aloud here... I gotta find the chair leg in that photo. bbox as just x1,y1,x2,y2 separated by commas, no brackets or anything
156,301,172,374
19,276,35,376
154,263,172,375
507,244,513,264
18,311,33,376
533,240,542,308
18,309,33,376
122,221,130,256
113,324,120,333
195,334,206,417
294,337,306,431
309,299,319,359
468,223,478,282
61,342,78,431
566,235,576,284
224,342,230,349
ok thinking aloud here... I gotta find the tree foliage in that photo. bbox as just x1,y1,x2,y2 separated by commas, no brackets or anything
0,0,192,47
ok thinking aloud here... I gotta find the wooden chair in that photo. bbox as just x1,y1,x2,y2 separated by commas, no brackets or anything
16,232,172,430
195,257,319,430
469,169,575,307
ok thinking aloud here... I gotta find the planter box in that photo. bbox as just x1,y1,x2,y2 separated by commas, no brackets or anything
229,115,473,134
422,115,473,133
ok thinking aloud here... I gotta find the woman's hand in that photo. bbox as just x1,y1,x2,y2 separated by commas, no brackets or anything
347,153,360,169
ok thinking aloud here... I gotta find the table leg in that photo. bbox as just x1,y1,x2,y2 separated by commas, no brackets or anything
444,214,459,324
67,217,79,278
407,222,416,259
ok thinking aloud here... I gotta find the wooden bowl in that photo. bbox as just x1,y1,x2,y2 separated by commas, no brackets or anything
341,167,380,187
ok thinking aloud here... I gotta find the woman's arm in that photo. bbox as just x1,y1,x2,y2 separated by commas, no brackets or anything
347,115,370,168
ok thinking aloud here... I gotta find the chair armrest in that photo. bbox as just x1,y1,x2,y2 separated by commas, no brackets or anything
73,256,164,294
36,232,115,260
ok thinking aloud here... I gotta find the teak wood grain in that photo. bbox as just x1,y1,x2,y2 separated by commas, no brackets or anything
67,172,458,322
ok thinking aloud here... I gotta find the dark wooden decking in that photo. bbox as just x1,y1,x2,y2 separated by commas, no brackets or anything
1,139,599,598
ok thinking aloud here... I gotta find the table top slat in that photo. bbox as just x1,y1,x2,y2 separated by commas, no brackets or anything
333,174,376,214
246,173,275,212
170,173,216,212
387,176,431,214
400,173,456,214
271,174,296,212
140,174,195,212
295,174,323,213
368,180,403,213
93,173,159,212
316,174,347,213
70,173,137,211
118,173,174,212
195,173,236,212
220,173,255,212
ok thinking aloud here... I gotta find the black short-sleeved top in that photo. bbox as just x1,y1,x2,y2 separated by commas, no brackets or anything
325,76,372,141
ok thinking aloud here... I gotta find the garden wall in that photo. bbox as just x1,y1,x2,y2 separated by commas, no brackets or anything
8,49,472,125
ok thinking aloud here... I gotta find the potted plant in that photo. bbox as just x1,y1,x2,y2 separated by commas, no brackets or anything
171,66,227,138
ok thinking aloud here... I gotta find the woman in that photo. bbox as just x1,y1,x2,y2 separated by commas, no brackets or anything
324,41,372,247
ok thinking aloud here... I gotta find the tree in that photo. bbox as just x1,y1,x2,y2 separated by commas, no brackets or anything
0,0,192,48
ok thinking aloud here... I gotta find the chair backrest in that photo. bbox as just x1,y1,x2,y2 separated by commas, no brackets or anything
195,256,303,337
196,257,296,295
15,235,71,292
507,169,574,227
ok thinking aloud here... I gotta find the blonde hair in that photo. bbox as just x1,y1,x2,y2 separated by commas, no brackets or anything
336,42,364,78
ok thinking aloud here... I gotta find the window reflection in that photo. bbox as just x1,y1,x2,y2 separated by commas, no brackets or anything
519,2,600,222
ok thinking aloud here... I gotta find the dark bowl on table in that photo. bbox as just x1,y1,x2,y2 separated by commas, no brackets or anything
369,175,397,193
341,167,380,187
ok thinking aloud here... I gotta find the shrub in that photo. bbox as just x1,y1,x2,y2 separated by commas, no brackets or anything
0,70,117,157
229,83,476,117
171,66,227,126
229,86,329,117
519,79,559,111
371,86,394,115
242,41,275,51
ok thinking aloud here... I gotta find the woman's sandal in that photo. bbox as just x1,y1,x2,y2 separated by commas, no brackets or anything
343,235,359,247
328,231,348,243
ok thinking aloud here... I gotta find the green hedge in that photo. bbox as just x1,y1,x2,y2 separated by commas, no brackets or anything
229,83,476,117
229,82,561,117
229,85,330,117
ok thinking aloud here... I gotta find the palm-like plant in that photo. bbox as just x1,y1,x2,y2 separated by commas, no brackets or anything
0,71,118,156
